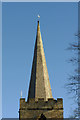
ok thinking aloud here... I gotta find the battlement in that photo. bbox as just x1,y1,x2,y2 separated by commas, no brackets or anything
57,98,63,103
20,97,63,110
20,98,63,103
20,98,25,101
19,97,63,119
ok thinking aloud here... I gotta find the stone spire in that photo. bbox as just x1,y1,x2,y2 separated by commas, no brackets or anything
27,21,53,101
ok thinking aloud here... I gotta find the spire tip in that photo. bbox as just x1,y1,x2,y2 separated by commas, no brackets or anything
38,20,39,23
37,14,40,23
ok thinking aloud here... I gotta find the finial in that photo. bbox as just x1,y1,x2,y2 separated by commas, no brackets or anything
21,90,22,98
38,14,40,22
38,14,40,18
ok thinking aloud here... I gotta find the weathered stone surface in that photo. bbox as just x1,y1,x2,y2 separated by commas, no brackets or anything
19,98,63,119
28,21,53,101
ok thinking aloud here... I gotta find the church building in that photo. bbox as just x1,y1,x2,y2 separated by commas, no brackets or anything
19,20,63,119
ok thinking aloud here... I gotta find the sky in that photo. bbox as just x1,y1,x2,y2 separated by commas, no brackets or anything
0,1,2,120
2,2,78,118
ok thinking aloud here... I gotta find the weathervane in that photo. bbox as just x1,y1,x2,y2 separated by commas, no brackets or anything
38,14,40,20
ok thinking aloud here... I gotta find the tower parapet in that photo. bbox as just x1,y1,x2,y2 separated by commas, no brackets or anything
19,97,63,119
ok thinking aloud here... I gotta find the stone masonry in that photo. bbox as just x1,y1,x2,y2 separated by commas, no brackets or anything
19,98,63,119
28,21,53,102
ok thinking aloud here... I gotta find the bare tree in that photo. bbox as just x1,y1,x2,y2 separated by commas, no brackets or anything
66,33,80,118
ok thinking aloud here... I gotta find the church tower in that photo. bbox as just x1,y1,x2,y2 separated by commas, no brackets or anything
19,20,63,119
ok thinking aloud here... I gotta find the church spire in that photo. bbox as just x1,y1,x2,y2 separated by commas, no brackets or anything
27,20,53,101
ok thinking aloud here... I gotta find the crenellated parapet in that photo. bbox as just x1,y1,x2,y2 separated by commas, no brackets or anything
19,98,63,118
19,98,63,120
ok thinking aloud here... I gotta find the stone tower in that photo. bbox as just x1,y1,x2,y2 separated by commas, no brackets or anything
19,21,63,119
